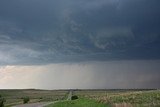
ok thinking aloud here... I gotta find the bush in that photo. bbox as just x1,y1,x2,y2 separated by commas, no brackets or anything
23,97,30,104
0,101,4,107
71,95,78,100
0,95,4,107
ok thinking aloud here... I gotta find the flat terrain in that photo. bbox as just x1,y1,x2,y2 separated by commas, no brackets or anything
0,89,68,107
1,89,160,107
13,102,53,107
46,98,109,107
74,89,160,107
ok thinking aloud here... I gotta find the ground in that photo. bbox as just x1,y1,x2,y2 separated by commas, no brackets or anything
0,89,67,107
1,89,160,107
46,98,109,107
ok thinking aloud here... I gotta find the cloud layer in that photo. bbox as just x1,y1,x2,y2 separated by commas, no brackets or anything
0,0,160,65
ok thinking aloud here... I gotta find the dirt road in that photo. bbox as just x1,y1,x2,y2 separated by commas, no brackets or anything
12,102,53,107
67,90,73,100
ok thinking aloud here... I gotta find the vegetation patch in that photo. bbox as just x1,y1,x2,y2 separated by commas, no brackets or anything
46,98,110,107
71,95,78,100
0,95,5,107
23,97,30,104
0,89,68,107
76,90,160,107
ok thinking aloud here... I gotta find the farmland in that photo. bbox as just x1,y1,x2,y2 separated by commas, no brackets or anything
0,89,68,107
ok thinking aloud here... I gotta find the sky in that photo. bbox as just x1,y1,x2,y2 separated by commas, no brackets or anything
0,0,160,89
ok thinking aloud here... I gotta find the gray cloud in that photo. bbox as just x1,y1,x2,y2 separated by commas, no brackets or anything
0,0,160,65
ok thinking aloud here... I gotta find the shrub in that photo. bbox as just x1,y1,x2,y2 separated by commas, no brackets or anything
0,95,4,107
23,97,30,104
0,101,4,107
71,95,78,100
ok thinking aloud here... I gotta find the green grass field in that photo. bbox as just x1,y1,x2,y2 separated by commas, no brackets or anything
46,98,109,107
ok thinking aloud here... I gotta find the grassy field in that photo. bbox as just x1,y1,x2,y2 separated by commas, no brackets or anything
1,89,160,107
46,98,109,107
74,89,160,107
0,89,68,107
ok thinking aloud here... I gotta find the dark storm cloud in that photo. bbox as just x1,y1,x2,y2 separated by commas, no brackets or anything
0,0,160,65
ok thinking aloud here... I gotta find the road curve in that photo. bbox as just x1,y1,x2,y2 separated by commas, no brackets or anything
12,102,53,107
